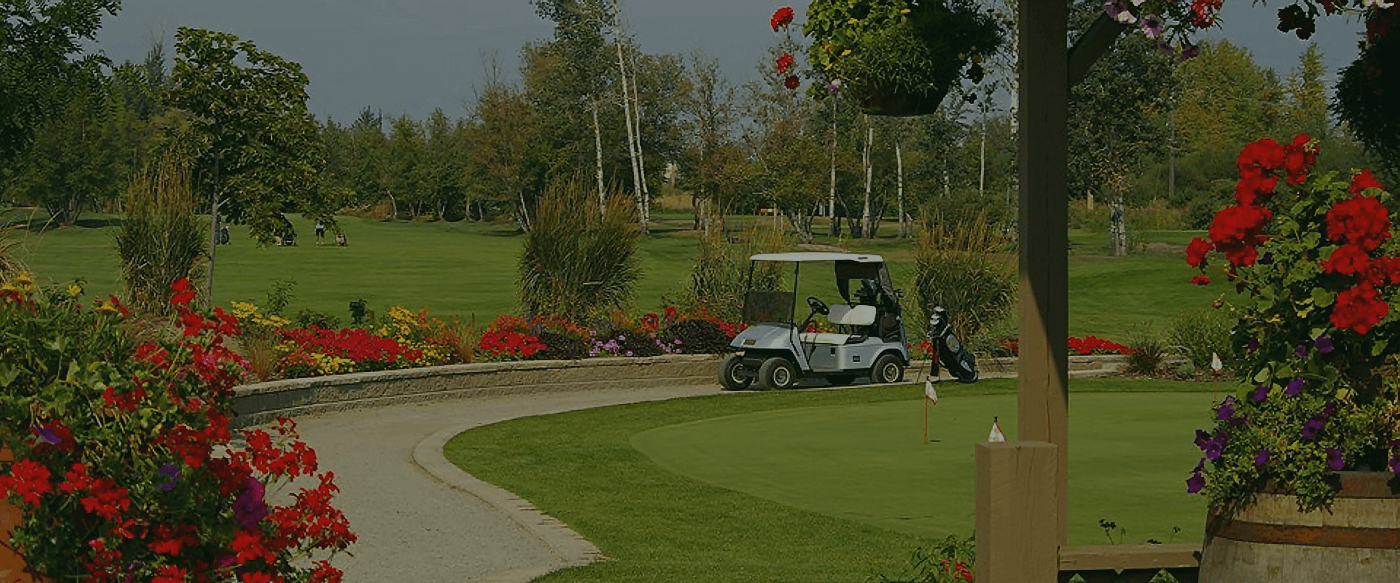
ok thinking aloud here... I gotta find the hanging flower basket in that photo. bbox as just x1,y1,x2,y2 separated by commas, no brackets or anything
1336,6,1400,172
803,0,1003,116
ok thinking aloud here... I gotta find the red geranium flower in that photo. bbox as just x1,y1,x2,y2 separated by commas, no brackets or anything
1331,283,1388,334
770,6,795,31
1282,133,1318,186
1350,169,1385,194
1185,236,1212,268
1322,243,1372,276
171,278,196,306
776,52,795,74
1191,273,1212,286
784,75,800,90
1326,194,1391,251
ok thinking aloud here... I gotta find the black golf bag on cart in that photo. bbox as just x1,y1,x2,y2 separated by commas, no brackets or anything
927,307,978,383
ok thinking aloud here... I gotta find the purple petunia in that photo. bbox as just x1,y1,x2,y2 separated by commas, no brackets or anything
1251,384,1269,403
1390,453,1400,474
1314,336,1334,353
1302,417,1327,441
1186,471,1206,494
1255,448,1270,467
34,427,60,446
1285,378,1306,396
1247,338,1259,353
828,79,843,94
1327,448,1345,470
232,477,268,529
1215,396,1237,422
1295,344,1308,359
157,465,180,491
1140,14,1164,38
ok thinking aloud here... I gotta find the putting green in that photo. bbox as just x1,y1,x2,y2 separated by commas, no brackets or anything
631,391,1213,545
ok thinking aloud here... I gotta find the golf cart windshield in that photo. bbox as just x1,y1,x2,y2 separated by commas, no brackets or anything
741,253,890,325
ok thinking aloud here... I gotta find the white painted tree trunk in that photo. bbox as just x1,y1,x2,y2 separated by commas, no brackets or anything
630,63,650,226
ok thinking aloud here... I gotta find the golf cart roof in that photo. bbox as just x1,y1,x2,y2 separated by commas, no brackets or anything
748,252,885,263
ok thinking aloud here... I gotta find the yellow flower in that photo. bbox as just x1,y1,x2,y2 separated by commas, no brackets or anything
3,272,37,295
847,17,858,24
900,8,910,14
231,301,260,320
94,301,119,315
67,283,82,297
841,48,852,57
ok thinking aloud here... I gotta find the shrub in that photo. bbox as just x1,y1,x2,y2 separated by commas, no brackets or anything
114,154,206,315
293,308,341,330
658,319,733,354
912,208,1016,343
870,534,975,583
1125,327,1169,375
1166,306,1233,370
682,222,789,324
518,181,640,322
0,277,353,582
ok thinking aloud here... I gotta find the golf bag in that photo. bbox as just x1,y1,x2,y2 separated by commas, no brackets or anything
927,307,978,383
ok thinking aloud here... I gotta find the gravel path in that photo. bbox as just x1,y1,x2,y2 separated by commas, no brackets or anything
292,384,722,583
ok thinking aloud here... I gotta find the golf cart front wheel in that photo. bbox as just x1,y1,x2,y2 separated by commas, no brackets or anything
757,357,798,390
719,354,752,390
872,354,904,384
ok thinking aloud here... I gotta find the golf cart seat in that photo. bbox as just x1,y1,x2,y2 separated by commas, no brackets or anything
800,304,876,345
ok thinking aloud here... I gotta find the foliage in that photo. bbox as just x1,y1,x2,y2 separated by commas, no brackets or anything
0,276,353,582
0,0,121,163
518,181,641,322
1336,6,1400,180
1182,135,1400,511
682,222,789,324
477,314,549,361
5,70,131,225
801,0,1003,115
998,335,1135,356
1125,327,1169,375
1166,306,1233,370
912,208,1016,343
115,153,206,316
165,27,338,245
869,534,975,583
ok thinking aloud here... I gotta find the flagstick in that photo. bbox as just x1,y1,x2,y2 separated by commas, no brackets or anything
923,396,929,444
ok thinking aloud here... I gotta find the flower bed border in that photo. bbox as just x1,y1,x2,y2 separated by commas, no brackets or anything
232,354,1133,428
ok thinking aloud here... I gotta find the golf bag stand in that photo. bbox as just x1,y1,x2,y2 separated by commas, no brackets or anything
927,307,978,383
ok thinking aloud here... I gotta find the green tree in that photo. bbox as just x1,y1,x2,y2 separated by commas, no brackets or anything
678,50,739,232
6,70,129,225
467,71,543,231
1283,44,1330,140
165,27,334,243
0,0,121,163
1175,40,1284,154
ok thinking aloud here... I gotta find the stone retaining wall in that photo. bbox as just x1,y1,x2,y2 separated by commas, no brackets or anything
232,353,1134,427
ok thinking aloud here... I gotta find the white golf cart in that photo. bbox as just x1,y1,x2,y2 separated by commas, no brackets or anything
719,252,912,390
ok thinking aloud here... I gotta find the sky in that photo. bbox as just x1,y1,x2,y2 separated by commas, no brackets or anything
90,1,1369,124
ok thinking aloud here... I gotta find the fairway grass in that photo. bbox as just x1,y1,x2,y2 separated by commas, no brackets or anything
7,210,1224,339
444,378,1213,582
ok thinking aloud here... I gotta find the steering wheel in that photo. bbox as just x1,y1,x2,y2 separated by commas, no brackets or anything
806,296,829,316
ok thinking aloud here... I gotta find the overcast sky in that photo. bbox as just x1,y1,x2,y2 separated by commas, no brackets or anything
91,1,1367,124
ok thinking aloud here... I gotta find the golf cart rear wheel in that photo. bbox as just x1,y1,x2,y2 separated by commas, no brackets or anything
719,353,752,391
872,354,904,384
757,357,798,390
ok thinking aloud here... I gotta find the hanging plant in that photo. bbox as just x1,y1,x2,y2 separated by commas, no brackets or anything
1336,5,1400,176
801,0,1003,116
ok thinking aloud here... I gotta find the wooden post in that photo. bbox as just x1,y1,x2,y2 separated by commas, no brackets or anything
975,441,1059,583
1017,0,1070,547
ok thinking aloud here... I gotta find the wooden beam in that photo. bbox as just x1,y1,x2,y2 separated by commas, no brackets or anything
1017,0,1070,547
1067,14,1129,88
1059,543,1203,571
975,442,1059,583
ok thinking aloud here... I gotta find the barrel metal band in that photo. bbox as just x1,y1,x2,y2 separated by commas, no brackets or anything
1208,513,1400,549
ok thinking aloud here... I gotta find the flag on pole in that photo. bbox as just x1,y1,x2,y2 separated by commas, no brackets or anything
924,379,939,405
1211,352,1223,373
987,417,1005,443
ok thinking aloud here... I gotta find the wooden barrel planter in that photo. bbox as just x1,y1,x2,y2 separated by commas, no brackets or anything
0,449,49,583
1200,471,1400,582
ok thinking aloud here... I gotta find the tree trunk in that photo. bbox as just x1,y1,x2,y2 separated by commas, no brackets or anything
517,189,532,233
1110,196,1127,257
896,140,907,238
861,119,875,239
617,42,645,233
592,100,605,218
630,62,651,228
827,96,840,238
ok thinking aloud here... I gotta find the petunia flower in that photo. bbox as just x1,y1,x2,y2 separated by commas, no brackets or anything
1313,336,1334,353
1294,344,1308,359
1140,14,1164,38
1285,378,1305,396
1326,448,1345,470
828,79,842,94
1186,471,1205,493
157,465,180,491
1251,384,1269,403
1255,448,1270,467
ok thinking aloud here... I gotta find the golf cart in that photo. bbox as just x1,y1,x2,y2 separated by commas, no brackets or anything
719,252,912,390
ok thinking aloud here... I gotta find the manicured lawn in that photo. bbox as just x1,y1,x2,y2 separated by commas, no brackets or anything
444,378,1213,582
6,209,1222,338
